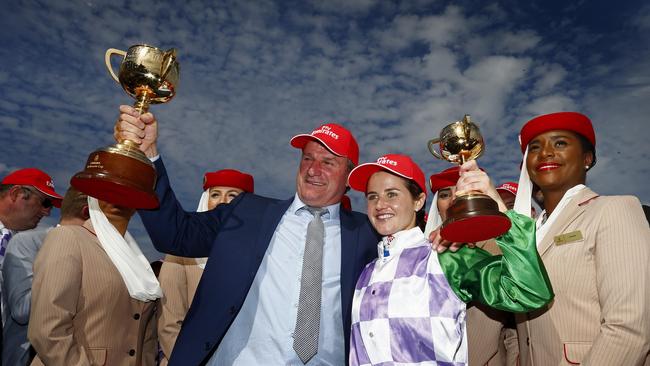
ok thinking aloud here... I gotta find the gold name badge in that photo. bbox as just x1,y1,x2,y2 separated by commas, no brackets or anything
554,230,584,246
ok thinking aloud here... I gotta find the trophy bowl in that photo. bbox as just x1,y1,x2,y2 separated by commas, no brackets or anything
428,120,484,164
107,44,179,107
428,115,510,243
70,44,179,209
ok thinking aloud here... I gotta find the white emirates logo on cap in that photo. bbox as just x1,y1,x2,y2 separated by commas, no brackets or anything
377,157,398,166
313,125,339,140
46,180,54,188
501,183,516,191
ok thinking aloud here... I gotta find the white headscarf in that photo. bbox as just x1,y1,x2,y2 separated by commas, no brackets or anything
196,189,210,212
88,197,162,302
513,148,533,218
424,191,442,238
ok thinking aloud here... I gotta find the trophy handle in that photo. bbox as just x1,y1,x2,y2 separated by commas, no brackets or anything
427,138,444,160
104,48,126,83
160,48,177,81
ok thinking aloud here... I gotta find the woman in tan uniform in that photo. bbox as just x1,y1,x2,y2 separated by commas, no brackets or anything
513,112,650,365
157,169,254,365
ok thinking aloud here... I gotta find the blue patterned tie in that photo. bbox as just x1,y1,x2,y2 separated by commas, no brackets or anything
293,207,326,364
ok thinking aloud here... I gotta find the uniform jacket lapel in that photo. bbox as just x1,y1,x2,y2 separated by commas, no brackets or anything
538,188,599,257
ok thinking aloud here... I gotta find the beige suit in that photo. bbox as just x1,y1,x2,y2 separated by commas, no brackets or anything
516,188,650,365
157,255,205,365
28,221,158,366
467,240,519,366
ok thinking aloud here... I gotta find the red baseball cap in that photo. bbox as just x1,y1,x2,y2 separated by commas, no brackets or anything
290,123,359,165
496,182,518,196
519,112,596,153
203,169,254,193
2,168,63,207
428,166,460,194
348,154,426,196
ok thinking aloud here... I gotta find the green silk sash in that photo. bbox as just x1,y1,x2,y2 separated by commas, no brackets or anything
438,210,554,313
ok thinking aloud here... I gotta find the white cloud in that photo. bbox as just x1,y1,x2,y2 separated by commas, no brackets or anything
524,94,577,116
532,63,568,94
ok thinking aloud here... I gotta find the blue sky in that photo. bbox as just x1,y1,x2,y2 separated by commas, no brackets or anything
1,0,649,260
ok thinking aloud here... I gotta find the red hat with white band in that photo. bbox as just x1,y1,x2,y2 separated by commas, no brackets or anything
496,182,518,196
2,168,63,207
290,123,359,165
203,169,254,193
348,154,426,197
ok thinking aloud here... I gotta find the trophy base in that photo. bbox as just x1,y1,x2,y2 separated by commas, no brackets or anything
440,193,511,243
70,144,159,209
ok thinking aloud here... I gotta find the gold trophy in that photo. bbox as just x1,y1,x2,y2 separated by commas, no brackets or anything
71,45,179,209
428,115,511,243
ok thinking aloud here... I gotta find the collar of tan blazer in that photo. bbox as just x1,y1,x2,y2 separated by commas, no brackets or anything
537,187,599,257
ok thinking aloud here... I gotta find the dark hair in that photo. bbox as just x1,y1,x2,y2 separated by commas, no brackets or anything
405,179,426,231
574,132,596,170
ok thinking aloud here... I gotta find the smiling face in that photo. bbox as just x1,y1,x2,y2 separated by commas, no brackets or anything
296,141,350,207
526,129,593,195
366,171,425,236
207,186,244,210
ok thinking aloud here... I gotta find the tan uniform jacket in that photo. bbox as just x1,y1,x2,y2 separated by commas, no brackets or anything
28,221,158,366
157,255,205,366
467,240,519,366
516,189,650,365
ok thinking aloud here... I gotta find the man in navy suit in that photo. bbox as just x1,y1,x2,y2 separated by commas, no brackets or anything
115,105,379,365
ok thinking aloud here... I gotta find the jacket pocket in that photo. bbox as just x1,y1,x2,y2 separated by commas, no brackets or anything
563,342,592,365
88,348,107,366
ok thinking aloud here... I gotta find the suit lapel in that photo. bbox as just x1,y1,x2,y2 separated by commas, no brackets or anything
538,188,598,257
252,198,293,260
339,210,359,313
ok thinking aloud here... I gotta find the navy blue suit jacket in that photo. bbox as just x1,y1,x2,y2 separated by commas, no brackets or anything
139,158,379,365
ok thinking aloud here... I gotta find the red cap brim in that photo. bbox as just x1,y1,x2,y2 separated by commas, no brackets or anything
348,162,426,195
291,135,345,157
32,187,63,207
